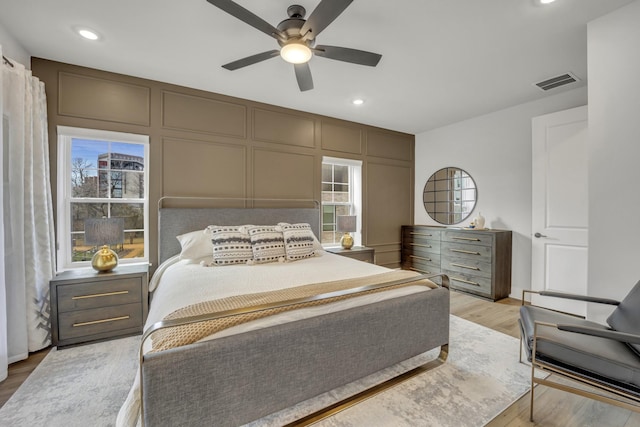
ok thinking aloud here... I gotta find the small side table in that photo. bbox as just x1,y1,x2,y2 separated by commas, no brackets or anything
50,264,149,347
326,246,375,263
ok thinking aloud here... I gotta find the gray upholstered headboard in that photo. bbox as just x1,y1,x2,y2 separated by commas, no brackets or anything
158,200,321,264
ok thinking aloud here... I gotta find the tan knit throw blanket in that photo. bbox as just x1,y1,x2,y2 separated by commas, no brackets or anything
151,270,435,352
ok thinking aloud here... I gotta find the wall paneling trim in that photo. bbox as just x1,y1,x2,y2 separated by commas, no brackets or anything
33,58,414,270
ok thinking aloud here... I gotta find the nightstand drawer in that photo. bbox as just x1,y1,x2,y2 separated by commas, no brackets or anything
344,250,374,263
326,246,375,263
57,278,142,312
57,302,143,341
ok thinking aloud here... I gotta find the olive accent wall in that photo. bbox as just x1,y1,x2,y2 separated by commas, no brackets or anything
32,58,414,270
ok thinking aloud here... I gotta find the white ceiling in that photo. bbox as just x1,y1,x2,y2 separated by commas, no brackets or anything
0,0,634,134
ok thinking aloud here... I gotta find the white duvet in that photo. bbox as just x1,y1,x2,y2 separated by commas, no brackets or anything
117,251,428,427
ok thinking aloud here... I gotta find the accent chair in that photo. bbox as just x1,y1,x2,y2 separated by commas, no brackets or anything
519,280,640,421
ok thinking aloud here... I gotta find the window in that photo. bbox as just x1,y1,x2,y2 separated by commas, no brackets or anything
321,157,362,246
57,126,149,270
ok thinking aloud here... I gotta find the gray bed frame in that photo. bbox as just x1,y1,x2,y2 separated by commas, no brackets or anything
140,197,450,426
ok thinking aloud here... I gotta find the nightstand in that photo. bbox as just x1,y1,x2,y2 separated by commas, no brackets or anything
50,264,149,348
327,246,375,263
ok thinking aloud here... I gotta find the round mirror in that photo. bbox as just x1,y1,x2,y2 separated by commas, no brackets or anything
423,167,477,225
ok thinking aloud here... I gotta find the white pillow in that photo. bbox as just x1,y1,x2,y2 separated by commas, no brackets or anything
176,229,212,261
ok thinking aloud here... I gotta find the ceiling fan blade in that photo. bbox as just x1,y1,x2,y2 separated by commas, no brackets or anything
294,63,314,91
222,50,280,70
300,0,353,40
314,45,382,67
206,0,285,40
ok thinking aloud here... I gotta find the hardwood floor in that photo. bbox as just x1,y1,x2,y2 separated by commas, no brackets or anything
1,290,638,426
0,346,50,407
450,290,639,427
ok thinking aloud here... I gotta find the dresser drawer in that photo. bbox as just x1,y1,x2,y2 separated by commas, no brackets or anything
443,269,492,296
442,230,494,246
403,227,441,241
57,302,143,341
403,257,440,275
442,256,493,279
403,239,441,255
57,278,142,312
403,250,440,268
441,241,492,262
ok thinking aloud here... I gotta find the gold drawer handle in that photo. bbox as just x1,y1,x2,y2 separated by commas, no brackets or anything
73,315,130,327
72,290,129,300
452,236,481,242
451,263,480,271
410,232,433,237
450,249,481,255
410,243,432,248
409,267,432,275
451,277,480,286
410,255,432,262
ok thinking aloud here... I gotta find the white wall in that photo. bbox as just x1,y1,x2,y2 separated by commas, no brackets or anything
415,87,587,298
587,0,640,321
0,22,30,67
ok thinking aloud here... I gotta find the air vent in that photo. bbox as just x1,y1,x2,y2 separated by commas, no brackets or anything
534,72,580,91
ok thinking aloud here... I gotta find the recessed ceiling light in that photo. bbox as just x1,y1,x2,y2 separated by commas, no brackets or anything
540,0,556,4
76,28,100,41
352,99,364,105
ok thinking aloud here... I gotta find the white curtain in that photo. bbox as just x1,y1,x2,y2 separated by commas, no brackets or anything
1,46,56,382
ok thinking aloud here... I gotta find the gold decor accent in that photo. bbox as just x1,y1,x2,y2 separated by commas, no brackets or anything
73,315,130,327
450,248,481,255
340,232,354,249
451,277,480,286
91,245,119,272
451,263,481,271
72,290,129,300
452,236,481,242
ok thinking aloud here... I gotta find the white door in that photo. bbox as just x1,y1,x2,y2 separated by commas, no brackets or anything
531,105,588,316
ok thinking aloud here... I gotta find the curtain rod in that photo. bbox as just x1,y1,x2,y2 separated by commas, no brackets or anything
3,55,15,68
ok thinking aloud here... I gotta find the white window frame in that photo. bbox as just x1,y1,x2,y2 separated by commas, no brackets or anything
321,156,362,247
56,126,149,271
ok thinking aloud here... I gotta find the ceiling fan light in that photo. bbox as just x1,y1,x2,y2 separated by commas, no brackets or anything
280,43,312,64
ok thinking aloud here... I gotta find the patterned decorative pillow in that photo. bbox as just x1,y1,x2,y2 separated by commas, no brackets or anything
208,226,253,266
277,222,316,261
244,225,286,264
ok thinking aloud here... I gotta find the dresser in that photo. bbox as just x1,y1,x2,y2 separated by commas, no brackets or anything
401,225,512,301
50,264,149,347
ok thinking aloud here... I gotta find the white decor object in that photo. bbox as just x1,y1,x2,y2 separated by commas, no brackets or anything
474,212,486,230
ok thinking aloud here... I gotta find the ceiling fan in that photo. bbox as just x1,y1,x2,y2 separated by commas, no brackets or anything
206,0,382,91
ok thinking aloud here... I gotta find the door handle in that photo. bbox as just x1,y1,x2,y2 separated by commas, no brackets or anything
534,232,547,238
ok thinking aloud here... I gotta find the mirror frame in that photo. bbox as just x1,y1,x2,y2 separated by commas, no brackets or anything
423,167,477,225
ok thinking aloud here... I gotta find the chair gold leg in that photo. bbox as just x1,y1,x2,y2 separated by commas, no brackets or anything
519,335,523,363
529,362,535,422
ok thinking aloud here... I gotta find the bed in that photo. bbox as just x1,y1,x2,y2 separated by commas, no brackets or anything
117,198,450,427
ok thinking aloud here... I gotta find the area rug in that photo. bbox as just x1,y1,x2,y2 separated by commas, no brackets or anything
0,316,532,427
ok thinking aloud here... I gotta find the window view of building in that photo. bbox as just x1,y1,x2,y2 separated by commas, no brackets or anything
321,157,362,245
58,127,149,270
